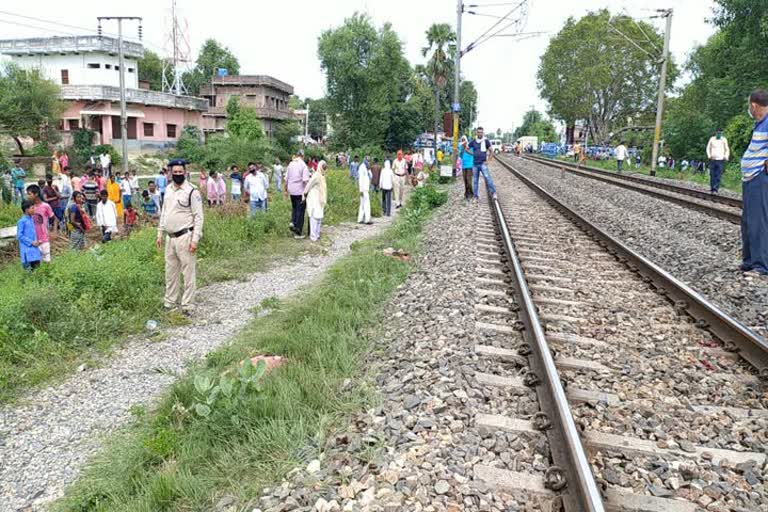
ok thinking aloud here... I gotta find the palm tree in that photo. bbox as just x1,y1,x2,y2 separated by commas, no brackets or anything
422,23,456,158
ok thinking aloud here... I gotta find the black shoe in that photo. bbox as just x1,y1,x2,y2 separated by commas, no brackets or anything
365,221,374,225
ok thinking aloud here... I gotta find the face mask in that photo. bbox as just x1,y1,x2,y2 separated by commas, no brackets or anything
716,133,722,139
172,174,185,185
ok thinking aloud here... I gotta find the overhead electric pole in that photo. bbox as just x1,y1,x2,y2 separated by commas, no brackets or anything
453,0,463,157
98,16,142,176
650,9,672,177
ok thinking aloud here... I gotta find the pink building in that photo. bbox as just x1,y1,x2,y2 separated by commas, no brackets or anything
0,36,208,150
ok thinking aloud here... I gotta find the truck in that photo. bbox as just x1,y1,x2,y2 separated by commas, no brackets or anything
490,139,503,154
516,136,539,152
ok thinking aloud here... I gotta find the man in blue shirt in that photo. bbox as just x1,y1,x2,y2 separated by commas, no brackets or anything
740,89,768,275
156,168,168,206
349,156,360,182
10,161,26,206
459,135,475,201
468,126,497,201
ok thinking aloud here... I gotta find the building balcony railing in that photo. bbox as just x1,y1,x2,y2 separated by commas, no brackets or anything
0,36,144,59
198,75,294,95
60,85,209,111
204,105,296,121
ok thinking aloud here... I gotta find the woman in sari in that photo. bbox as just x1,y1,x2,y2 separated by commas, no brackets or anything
107,175,123,219
303,160,328,242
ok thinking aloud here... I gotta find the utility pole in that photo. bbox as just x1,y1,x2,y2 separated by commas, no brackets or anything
98,16,142,176
650,9,672,177
435,88,441,164
305,101,310,144
452,0,462,157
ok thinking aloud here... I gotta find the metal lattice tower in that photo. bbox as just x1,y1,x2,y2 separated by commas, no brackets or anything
161,0,191,96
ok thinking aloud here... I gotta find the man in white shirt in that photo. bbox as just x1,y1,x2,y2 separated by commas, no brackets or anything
95,189,118,243
244,166,268,217
706,129,730,193
357,158,372,224
272,158,284,193
99,152,112,177
120,171,134,210
614,142,628,172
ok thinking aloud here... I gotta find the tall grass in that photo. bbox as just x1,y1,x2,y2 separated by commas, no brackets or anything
0,170,379,402
55,186,447,512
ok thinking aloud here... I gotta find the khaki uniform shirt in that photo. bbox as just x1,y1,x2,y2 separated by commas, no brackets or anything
157,180,204,244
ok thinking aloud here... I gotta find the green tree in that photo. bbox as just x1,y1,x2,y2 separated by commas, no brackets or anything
138,50,164,91
422,23,456,141
273,120,301,157
305,97,329,140
459,80,478,132
183,39,240,95
0,64,63,155
318,13,419,151
513,109,558,142
226,107,264,141
538,10,675,142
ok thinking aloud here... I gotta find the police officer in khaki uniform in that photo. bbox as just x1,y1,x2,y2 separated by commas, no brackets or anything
156,159,204,314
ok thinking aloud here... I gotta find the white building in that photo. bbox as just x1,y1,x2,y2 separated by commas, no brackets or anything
0,35,207,150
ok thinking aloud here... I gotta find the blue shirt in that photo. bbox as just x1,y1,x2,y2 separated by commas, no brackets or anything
142,198,158,216
460,147,474,170
468,138,492,164
16,215,41,264
156,174,168,193
741,115,768,182
349,162,360,179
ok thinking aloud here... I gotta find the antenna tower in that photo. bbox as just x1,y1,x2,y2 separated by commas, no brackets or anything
162,0,191,95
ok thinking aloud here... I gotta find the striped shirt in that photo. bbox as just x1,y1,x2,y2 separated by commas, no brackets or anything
741,115,768,182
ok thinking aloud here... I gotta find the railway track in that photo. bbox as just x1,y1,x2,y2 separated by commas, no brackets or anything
516,154,742,224
469,162,767,511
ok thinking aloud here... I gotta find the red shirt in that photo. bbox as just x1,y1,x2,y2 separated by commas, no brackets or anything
124,208,137,225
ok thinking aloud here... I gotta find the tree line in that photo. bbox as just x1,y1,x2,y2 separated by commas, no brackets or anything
534,1,766,160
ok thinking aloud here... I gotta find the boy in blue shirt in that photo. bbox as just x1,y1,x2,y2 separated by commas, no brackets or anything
16,200,42,271
467,127,497,201
459,135,475,201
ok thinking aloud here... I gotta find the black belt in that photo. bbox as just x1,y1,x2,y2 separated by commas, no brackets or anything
169,227,193,238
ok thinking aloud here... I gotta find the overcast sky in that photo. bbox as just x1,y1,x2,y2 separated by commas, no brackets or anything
0,0,718,134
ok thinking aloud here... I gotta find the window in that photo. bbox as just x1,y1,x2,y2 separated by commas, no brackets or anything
87,63,101,69
68,119,80,130
105,64,112,69
61,69,69,84
143,123,154,137
114,65,120,71
127,67,135,73
166,123,177,138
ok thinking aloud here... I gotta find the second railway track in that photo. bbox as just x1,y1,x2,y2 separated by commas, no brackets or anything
517,154,743,224
471,163,767,511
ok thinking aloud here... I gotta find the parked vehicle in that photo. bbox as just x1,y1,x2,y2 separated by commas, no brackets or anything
490,139,503,154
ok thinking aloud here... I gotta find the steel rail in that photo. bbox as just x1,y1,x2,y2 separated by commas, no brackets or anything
497,157,768,374
488,192,606,512
517,155,742,224
523,154,743,209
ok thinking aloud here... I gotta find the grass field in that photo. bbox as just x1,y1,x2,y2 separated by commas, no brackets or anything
55,185,448,512
0,170,380,402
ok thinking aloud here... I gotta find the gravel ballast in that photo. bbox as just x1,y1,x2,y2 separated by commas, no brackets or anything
505,157,768,338
0,216,395,512
250,184,547,512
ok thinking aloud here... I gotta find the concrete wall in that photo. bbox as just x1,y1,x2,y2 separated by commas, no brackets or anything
13,53,139,88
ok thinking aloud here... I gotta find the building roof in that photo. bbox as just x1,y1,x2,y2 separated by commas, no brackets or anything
206,75,294,95
0,36,143,59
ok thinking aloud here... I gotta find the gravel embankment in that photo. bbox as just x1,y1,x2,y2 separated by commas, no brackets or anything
0,215,395,512
505,158,768,338
251,184,545,512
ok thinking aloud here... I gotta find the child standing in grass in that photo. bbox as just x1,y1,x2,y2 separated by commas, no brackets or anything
26,184,54,264
124,203,138,237
17,200,42,271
